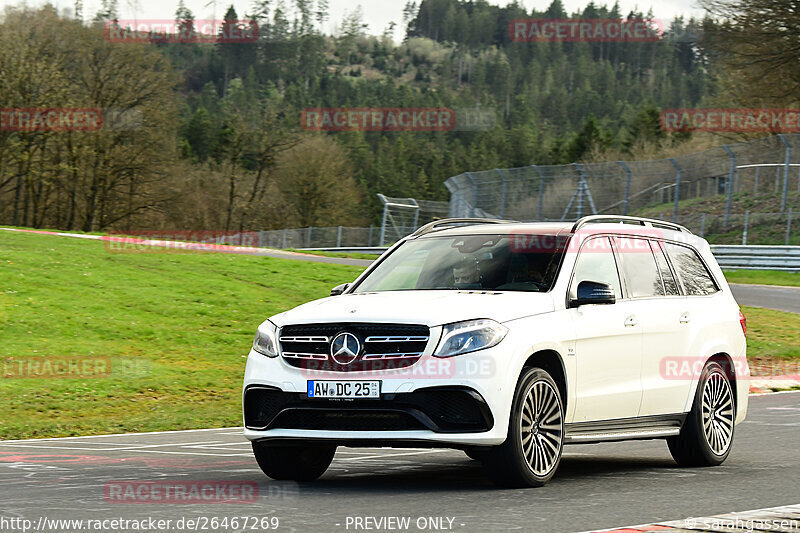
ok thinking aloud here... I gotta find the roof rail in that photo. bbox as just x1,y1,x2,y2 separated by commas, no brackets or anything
571,215,692,234
411,218,515,238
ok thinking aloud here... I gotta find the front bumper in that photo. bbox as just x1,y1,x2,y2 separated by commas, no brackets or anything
244,385,493,432
242,343,516,446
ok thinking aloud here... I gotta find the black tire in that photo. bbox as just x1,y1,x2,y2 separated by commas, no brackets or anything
252,442,336,481
482,367,565,488
668,361,735,467
464,448,489,461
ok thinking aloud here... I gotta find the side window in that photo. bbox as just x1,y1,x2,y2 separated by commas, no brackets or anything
664,243,719,296
652,241,680,296
569,237,622,300
614,237,663,298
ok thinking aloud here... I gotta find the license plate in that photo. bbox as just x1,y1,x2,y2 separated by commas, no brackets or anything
307,380,380,399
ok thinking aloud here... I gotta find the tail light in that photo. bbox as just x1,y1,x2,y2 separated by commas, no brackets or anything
739,310,747,338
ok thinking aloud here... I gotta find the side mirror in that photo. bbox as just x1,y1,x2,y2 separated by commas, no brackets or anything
572,281,616,307
330,283,350,296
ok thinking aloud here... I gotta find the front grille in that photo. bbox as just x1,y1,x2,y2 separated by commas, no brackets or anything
244,386,493,433
279,323,430,372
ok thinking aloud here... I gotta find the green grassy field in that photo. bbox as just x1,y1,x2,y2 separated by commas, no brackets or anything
1,232,798,439
743,307,800,361
723,269,800,287
0,231,365,439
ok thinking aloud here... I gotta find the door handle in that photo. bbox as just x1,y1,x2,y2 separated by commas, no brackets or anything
680,313,691,324
625,315,638,327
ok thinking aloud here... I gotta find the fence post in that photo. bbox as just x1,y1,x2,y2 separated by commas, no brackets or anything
742,210,750,245
722,145,735,226
669,158,681,223
618,161,632,215
409,198,420,230
754,166,760,193
306,226,312,248
775,165,780,193
379,203,388,246
700,213,706,237
494,169,508,218
466,172,479,217
788,208,794,246
778,134,791,213
336,226,342,247
282,229,287,249
533,165,545,221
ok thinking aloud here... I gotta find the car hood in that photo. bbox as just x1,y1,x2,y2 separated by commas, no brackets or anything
270,290,555,327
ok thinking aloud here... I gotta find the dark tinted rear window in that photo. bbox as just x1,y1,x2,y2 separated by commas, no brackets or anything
664,243,718,296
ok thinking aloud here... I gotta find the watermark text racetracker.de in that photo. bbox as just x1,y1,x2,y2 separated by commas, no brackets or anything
661,108,800,133
104,481,259,504
509,18,662,42
105,20,258,44
104,230,259,253
0,515,281,532
1,108,143,132
2,356,111,379
301,107,495,132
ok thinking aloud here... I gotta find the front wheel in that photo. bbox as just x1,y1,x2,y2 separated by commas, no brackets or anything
668,361,735,467
483,367,565,487
252,442,336,481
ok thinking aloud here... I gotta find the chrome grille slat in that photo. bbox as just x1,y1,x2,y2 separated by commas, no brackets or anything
283,352,329,360
280,336,330,343
361,352,424,360
364,336,429,343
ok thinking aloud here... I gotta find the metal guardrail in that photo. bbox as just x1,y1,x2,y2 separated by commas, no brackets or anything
301,245,800,272
711,245,800,271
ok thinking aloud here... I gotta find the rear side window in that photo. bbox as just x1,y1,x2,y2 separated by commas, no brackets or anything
664,243,719,296
614,237,663,298
652,241,680,296
569,237,622,301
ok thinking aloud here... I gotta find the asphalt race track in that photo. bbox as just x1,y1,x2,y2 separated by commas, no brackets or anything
0,391,798,533
729,283,800,314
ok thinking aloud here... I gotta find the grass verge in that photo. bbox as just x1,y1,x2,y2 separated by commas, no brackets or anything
724,269,800,288
742,306,800,363
0,231,365,439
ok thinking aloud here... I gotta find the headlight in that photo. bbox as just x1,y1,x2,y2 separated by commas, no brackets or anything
434,319,508,358
253,321,279,358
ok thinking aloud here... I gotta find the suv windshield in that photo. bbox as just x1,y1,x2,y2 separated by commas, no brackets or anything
353,234,566,293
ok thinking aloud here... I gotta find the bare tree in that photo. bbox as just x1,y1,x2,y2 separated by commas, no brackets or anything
701,0,800,105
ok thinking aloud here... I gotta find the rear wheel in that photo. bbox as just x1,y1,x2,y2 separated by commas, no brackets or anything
252,442,336,481
668,361,735,467
483,367,564,487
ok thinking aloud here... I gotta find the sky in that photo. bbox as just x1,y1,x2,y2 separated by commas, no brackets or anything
3,0,705,39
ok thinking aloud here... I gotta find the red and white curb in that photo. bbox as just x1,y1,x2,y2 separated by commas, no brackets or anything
586,503,800,532
750,376,800,394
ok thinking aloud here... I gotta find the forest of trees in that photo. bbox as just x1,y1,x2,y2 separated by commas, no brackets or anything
0,0,785,232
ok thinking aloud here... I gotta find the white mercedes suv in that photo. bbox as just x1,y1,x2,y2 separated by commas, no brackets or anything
243,216,749,487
